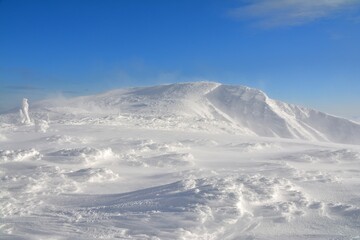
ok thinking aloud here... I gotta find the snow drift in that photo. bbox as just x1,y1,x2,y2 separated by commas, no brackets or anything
1,90,360,239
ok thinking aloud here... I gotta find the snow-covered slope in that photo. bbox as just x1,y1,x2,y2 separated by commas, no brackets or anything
28,82,360,145
352,116,360,123
1,82,360,239
206,84,360,144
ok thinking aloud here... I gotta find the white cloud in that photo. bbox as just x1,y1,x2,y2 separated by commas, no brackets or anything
229,0,360,28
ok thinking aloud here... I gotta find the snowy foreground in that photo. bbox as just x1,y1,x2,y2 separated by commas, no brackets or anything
1,82,360,239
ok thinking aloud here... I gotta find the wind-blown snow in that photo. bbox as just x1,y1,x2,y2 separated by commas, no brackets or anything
0,149,42,163
20,81,360,144
1,82,360,239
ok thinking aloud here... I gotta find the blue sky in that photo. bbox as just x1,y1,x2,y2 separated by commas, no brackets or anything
1,0,360,117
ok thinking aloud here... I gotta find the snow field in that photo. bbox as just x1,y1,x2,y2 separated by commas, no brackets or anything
1,124,359,239
0,149,42,163
1,82,360,239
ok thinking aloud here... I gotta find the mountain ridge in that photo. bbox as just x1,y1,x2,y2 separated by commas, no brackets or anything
4,81,360,145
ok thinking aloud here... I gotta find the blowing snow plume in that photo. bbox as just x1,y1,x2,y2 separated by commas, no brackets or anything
1,82,360,240
27,82,360,145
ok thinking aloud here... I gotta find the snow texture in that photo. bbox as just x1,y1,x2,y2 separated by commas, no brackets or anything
23,81,360,144
0,82,360,239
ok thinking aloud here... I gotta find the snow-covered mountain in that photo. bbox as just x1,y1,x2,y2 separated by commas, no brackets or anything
30,82,360,145
2,82,360,239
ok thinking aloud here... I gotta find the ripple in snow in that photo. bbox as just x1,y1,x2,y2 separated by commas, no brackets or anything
326,202,360,221
281,149,360,163
223,142,280,152
48,147,117,164
48,174,312,239
292,170,340,183
66,168,120,182
118,139,194,168
46,134,89,144
123,152,194,167
132,139,187,153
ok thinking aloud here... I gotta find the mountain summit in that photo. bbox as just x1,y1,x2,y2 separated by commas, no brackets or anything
25,82,360,144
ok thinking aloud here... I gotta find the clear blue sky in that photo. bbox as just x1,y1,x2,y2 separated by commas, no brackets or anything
1,0,360,117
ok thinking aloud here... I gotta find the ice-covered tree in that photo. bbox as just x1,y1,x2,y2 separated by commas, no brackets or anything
20,98,31,124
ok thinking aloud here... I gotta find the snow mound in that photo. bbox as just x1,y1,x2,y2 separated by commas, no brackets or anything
66,168,120,183
118,139,194,167
281,149,360,163
45,134,89,144
292,170,340,183
48,147,117,164
324,149,360,162
224,142,280,152
124,152,195,167
327,203,360,221
0,149,42,163
34,119,49,133
181,138,219,147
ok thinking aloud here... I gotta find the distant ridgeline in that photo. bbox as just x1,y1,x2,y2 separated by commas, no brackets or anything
8,82,360,145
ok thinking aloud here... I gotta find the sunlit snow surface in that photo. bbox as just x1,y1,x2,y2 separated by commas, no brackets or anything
1,82,360,239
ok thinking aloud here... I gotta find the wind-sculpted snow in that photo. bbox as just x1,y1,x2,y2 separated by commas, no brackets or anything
9,174,313,239
118,139,194,168
223,142,280,152
20,82,360,144
34,119,49,133
123,152,194,168
45,134,89,144
280,149,360,163
1,82,360,239
48,147,117,164
66,168,120,183
4,167,359,239
0,149,42,163
0,165,78,218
